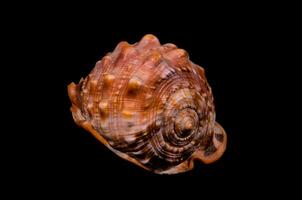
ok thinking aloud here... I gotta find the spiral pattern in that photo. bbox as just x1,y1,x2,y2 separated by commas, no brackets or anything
150,81,215,166
68,34,225,174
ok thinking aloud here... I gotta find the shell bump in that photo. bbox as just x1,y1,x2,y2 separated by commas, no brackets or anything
68,34,227,174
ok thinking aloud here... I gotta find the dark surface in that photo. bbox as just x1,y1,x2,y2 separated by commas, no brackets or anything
32,32,255,175
44,30,254,181
5,5,289,195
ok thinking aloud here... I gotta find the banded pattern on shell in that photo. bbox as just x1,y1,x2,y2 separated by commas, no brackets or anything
68,34,227,174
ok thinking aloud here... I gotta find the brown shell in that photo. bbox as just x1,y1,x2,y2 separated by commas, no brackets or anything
68,34,227,174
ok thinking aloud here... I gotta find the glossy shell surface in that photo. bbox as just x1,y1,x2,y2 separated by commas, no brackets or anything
68,34,227,174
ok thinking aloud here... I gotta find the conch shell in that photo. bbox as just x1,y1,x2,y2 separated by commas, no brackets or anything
68,34,227,174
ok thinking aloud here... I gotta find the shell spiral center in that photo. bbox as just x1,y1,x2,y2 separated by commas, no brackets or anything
174,108,198,138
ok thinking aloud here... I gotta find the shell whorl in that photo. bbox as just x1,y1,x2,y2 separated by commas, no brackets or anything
68,34,227,174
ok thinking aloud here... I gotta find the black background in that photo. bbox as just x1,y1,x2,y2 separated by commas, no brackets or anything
45,29,257,181
4,3,294,195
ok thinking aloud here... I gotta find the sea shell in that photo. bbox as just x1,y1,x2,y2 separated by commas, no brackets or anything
68,34,227,174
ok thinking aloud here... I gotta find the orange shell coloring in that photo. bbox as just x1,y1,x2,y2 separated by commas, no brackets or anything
68,34,227,174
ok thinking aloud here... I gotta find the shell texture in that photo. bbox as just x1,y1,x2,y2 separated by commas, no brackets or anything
68,34,227,174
